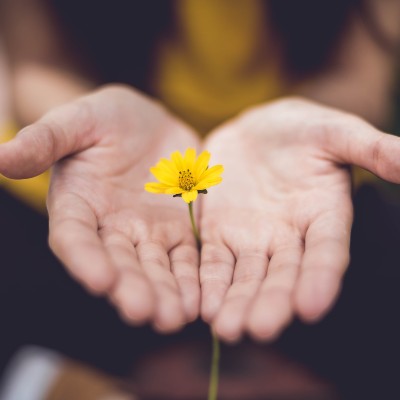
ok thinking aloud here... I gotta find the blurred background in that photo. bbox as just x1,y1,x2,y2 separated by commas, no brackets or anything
1,1,400,399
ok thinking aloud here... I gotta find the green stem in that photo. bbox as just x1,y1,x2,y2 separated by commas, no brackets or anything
188,202,201,249
187,201,220,400
208,329,220,400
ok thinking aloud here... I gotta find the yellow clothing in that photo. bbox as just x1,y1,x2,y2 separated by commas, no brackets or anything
153,0,283,135
0,123,49,213
0,0,375,211
3,0,283,210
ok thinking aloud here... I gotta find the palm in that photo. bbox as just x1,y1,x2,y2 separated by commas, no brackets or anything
3,92,400,339
41,87,201,332
200,99,365,341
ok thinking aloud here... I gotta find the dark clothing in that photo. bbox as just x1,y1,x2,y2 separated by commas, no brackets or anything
1,184,400,399
50,0,360,91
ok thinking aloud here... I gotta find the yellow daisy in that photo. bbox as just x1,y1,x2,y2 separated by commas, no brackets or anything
145,148,223,203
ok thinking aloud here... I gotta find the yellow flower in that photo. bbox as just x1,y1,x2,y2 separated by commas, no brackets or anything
145,148,223,203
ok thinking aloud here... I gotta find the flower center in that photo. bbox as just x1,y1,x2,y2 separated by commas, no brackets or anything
179,169,195,191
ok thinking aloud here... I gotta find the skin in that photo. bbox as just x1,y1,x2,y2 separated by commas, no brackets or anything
1,1,400,341
0,41,11,126
2,88,400,340
0,86,201,333
200,97,400,342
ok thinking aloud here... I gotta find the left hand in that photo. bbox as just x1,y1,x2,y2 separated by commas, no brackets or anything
199,97,400,342
0,85,201,333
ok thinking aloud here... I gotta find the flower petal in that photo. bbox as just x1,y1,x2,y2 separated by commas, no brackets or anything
198,164,224,181
150,166,178,186
193,150,211,180
183,148,196,171
194,177,223,190
171,150,185,171
165,186,184,195
182,190,198,203
156,158,179,174
145,182,171,194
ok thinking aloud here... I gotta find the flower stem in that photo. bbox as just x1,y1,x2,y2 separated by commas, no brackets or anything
208,329,220,400
187,201,220,400
188,202,201,249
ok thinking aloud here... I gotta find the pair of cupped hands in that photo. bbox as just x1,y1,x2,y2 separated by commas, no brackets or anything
1,85,399,342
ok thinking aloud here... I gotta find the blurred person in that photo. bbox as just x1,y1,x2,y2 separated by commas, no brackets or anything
0,1,400,398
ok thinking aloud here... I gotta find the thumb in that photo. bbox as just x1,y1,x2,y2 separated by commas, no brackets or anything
0,100,96,179
326,116,400,184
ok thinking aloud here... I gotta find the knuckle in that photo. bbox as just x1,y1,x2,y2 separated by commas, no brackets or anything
139,243,168,266
154,278,178,294
370,134,385,175
260,285,292,298
201,244,234,266
170,245,199,266
132,219,151,243
145,251,169,267
48,226,66,256
176,274,199,288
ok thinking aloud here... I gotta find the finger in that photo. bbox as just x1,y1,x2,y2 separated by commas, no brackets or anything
48,192,115,294
100,230,156,325
212,251,268,342
136,240,186,333
247,239,303,341
200,243,236,322
169,243,200,322
0,99,96,178
294,210,352,322
326,115,400,183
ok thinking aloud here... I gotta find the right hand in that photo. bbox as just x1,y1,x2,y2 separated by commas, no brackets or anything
199,97,400,342
0,85,201,332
